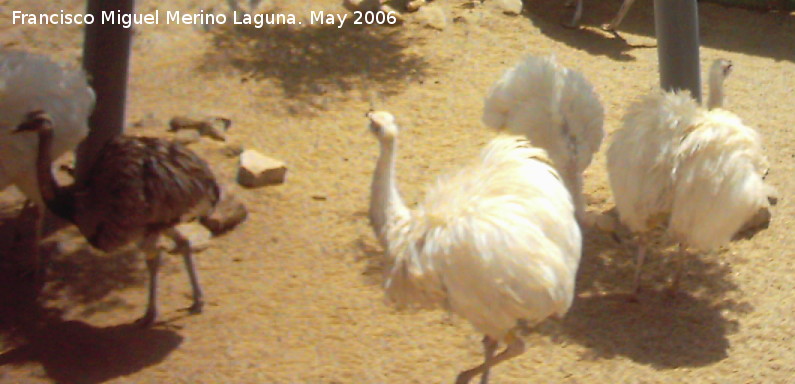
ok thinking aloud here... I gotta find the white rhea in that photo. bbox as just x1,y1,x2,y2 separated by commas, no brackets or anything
483,54,604,222
0,50,94,273
367,111,582,384
606,59,773,296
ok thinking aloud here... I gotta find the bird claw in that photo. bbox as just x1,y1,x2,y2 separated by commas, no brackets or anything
186,300,204,315
135,311,157,328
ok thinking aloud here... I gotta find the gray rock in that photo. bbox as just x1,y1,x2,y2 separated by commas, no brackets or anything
169,115,232,142
201,188,249,235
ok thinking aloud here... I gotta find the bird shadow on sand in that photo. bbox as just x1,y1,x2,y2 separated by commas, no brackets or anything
522,0,657,63
199,10,429,114
353,235,387,288
525,0,795,63
542,210,752,369
0,285,182,384
0,204,182,383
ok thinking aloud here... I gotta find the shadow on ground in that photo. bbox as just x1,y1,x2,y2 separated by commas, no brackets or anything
524,0,795,63
200,14,429,112
0,203,180,384
0,297,182,384
547,211,750,368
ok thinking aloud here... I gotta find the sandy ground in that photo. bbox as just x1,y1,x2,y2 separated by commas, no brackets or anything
0,0,794,383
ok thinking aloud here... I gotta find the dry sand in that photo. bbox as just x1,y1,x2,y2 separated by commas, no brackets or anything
1,0,794,383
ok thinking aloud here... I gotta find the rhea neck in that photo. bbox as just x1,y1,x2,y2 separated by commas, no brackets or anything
32,123,76,222
369,134,408,247
706,67,726,110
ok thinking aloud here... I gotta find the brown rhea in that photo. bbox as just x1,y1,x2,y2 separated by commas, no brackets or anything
14,110,220,327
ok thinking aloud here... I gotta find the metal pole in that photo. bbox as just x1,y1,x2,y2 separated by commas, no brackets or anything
653,0,701,103
76,0,134,182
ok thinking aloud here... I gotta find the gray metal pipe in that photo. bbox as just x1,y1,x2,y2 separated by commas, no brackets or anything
653,0,701,103
76,0,135,182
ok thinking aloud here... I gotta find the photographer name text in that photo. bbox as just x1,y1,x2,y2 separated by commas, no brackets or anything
11,9,397,29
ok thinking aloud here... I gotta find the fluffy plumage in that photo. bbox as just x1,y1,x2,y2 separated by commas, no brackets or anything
368,111,581,384
607,59,772,294
67,135,220,252
0,50,94,204
483,54,604,220
668,110,771,250
16,111,220,326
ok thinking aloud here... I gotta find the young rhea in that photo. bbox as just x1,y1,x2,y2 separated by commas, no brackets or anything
367,111,582,384
0,50,94,272
483,54,604,222
606,59,774,296
13,110,220,327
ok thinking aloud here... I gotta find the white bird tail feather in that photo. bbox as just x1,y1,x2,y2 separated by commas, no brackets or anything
483,55,604,219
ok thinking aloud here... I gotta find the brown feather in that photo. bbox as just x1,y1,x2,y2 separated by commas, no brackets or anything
72,136,219,252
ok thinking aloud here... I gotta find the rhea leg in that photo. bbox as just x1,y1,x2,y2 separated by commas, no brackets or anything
166,228,204,314
478,336,499,384
136,233,162,327
602,0,636,31
455,337,526,384
630,233,648,300
668,243,688,296
561,0,583,28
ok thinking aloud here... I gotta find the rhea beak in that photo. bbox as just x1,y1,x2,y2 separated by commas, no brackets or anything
12,120,37,134
366,110,377,134
12,110,50,134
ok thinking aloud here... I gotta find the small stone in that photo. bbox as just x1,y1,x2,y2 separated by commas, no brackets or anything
131,112,161,128
406,0,426,12
220,142,245,158
157,236,176,252
237,150,287,187
490,0,523,15
205,117,232,141
174,129,201,144
201,188,249,235
416,5,446,30
380,5,404,23
169,115,232,142
173,222,213,253
343,0,381,12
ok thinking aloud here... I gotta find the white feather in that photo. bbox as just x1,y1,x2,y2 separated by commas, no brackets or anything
375,132,582,341
0,50,94,204
607,74,771,253
483,54,604,219
669,109,770,250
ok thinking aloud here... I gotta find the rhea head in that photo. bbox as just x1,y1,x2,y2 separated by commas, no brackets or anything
13,110,53,134
712,59,733,79
366,110,398,141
